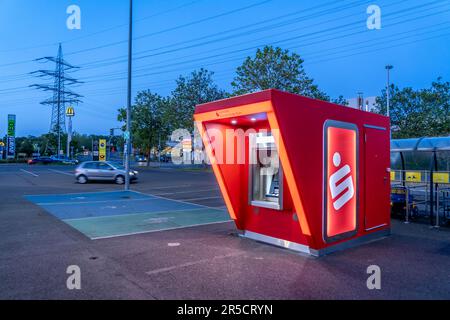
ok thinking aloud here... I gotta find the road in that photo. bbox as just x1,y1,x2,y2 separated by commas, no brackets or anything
0,164,449,299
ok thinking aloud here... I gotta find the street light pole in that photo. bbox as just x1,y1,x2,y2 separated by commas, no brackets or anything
125,0,133,191
385,65,393,117
66,107,74,159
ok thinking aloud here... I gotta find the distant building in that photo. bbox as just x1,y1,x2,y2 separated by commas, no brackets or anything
346,96,378,112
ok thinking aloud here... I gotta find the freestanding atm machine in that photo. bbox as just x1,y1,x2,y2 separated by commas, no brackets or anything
194,89,391,256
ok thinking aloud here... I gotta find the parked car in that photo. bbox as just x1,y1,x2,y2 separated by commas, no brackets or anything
160,153,172,163
135,155,148,163
28,157,55,165
75,161,138,185
52,156,79,165
28,156,79,165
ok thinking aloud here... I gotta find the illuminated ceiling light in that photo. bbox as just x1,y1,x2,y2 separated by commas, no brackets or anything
231,120,238,125
251,117,257,122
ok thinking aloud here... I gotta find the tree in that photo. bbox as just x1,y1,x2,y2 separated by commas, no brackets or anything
15,137,35,157
231,46,329,100
374,78,450,138
332,95,349,106
427,77,450,135
169,68,227,130
40,132,58,156
71,133,92,152
118,91,168,164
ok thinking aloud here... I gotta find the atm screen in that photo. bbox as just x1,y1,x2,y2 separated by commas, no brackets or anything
249,132,283,210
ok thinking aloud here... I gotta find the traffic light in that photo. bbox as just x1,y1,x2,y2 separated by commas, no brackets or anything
110,129,115,136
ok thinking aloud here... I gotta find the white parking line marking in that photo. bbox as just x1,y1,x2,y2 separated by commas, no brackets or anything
25,190,126,197
92,220,232,240
37,197,154,206
132,190,222,210
155,188,220,196
65,207,222,222
168,243,181,247
20,169,39,177
48,169,73,176
145,252,244,275
179,196,223,202
140,184,218,191
147,184,193,190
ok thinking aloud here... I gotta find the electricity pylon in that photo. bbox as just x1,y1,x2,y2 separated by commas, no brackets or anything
30,44,83,158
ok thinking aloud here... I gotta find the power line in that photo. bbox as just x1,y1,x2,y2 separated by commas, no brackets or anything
76,0,398,80
79,0,373,70
64,0,274,57
303,22,450,60
0,0,367,81
0,0,409,77
3,3,447,101
0,0,204,55
74,1,439,79
0,1,438,90
1,1,445,107
0,0,273,72
75,1,449,84
61,0,205,45
308,30,450,65
5,18,449,110
6,17,446,108
74,22,450,98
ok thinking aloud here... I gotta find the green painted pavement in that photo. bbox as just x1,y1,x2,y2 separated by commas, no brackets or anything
66,208,231,239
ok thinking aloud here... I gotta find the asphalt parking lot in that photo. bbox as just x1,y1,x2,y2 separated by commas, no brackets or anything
0,163,449,300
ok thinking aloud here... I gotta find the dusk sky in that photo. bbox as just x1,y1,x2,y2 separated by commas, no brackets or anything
1,0,450,136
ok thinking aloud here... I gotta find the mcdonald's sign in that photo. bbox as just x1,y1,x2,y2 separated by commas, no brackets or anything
66,106,75,117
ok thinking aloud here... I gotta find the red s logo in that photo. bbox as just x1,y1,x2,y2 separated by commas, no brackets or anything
324,122,358,242
329,152,355,210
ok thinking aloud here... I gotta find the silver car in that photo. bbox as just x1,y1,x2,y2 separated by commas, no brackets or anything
75,161,138,185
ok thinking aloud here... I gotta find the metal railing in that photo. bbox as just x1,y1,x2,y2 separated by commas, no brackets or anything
436,186,450,228
391,170,450,227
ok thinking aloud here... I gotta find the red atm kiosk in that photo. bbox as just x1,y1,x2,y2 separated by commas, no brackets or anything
194,89,391,256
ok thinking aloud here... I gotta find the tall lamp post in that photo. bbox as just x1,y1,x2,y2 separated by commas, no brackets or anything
66,106,75,159
125,0,133,191
385,65,393,117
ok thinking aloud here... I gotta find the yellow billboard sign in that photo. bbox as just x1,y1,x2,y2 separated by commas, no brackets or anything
99,139,107,162
390,171,396,181
405,171,421,183
433,172,449,184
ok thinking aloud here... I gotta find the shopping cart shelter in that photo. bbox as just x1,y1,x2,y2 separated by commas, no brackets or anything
390,137,450,226
25,191,230,239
